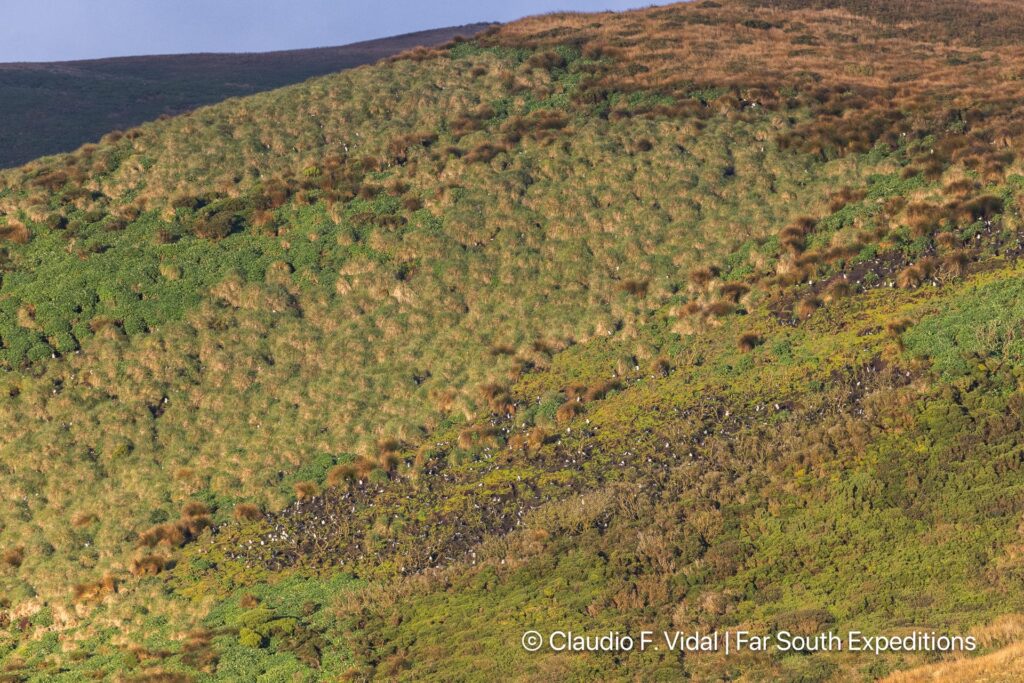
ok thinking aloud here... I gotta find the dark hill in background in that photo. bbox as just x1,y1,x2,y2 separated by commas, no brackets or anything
0,23,492,168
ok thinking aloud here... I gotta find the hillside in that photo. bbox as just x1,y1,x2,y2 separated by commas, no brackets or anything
0,24,491,169
2,0,1024,679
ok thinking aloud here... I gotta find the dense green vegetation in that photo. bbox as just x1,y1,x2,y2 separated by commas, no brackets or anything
2,0,1024,680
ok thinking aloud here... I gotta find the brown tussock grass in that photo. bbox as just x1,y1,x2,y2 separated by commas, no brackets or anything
886,317,913,337
883,642,1024,682
527,427,548,452
233,504,263,522
941,249,970,278
72,513,98,528
719,282,750,304
823,279,852,303
885,317,913,350
935,231,960,250
327,464,358,487
779,227,805,254
137,503,212,549
703,300,735,318
585,379,620,402
617,279,649,297
897,265,925,289
795,296,822,319
737,333,762,352
825,242,861,263
556,400,584,425
0,219,30,244
294,481,320,500
130,554,169,577
72,574,118,604
688,266,719,292
2,547,24,568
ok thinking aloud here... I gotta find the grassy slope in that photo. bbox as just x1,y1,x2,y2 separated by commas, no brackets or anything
0,24,491,169
2,0,1024,680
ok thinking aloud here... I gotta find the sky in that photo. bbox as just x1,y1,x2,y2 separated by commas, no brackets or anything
1,0,678,63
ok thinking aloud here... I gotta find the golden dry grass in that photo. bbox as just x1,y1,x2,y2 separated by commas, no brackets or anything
884,642,1024,682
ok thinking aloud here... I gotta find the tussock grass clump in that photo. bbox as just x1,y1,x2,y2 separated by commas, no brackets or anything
527,427,548,452
737,333,762,352
138,503,212,548
357,184,382,200
956,194,1004,223
935,231,960,250
506,432,529,453
376,438,402,457
943,178,980,198
617,279,650,297
795,250,824,268
379,452,402,474
885,317,914,349
327,464,358,488
941,249,970,278
719,282,750,304
294,481,320,500
823,279,852,302
828,186,866,212
897,258,936,290
905,202,942,237
585,379,620,402
688,266,719,292
795,295,822,319
463,142,509,164
0,219,30,244
679,301,703,316
1,547,24,569
564,383,587,400
387,132,437,165
130,554,168,577
897,265,924,290
556,400,584,424
824,242,861,264
490,343,516,357
182,502,209,518
72,574,118,604
137,523,185,549
704,300,735,318
192,210,242,240
779,225,806,254
525,50,567,71
458,425,502,450
233,504,263,522
885,317,913,337
71,513,97,528
501,110,569,144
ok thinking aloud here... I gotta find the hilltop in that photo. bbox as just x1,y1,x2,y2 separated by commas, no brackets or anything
0,24,492,169
2,0,1024,679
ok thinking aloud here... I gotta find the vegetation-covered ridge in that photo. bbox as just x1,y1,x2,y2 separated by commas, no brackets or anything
0,23,492,169
2,0,1024,679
